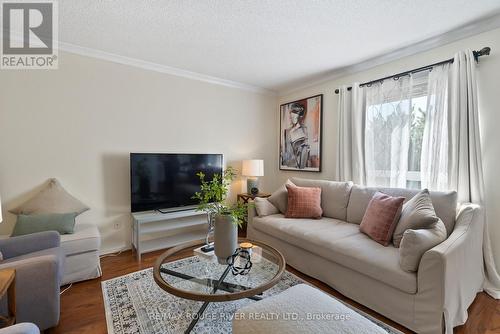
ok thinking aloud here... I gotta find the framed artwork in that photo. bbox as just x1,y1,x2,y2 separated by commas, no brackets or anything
279,94,322,172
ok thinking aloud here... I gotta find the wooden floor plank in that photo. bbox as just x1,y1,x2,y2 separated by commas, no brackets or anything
49,248,499,334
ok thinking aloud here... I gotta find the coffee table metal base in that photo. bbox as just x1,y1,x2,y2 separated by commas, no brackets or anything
160,266,263,334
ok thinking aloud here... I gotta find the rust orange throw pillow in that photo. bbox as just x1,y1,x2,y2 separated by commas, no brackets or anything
285,184,322,219
360,192,405,246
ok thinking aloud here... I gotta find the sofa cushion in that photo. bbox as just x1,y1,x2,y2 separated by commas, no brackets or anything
392,189,439,247
252,215,417,293
268,180,295,214
359,192,405,246
285,184,322,219
254,197,279,217
346,185,457,235
399,219,447,272
253,214,360,247
60,223,101,256
291,178,352,220
12,213,77,237
9,178,89,216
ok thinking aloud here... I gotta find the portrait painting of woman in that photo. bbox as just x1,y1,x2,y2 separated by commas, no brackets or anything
279,94,322,172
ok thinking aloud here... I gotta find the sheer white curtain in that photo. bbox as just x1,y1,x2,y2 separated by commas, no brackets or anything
420,64,450,190
336,86,353,181
446,50,500,297
335,84,366,184
364,76,414,188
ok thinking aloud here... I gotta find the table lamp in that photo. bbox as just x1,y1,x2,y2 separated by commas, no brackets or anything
242,159,264,195
0,196,2,223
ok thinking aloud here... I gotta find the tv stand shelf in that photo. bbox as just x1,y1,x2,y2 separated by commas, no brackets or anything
131,209,208,261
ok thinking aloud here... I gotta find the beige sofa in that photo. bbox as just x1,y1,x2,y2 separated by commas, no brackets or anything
248,178,484,334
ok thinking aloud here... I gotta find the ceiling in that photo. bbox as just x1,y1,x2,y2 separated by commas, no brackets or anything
60,0,500,93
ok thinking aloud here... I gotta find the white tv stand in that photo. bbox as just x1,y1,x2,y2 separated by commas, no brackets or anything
131,209,208,261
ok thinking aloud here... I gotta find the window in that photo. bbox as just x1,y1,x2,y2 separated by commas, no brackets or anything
364,71,429,189
407,96,426,189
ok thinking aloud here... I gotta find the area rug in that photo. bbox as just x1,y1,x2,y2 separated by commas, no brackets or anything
102,256,402,334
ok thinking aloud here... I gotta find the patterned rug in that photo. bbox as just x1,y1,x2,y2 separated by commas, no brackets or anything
102,256,402,334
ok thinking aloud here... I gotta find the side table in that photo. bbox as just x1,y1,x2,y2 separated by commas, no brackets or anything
237,193,271,235
237,192,271,204
0,269,16,327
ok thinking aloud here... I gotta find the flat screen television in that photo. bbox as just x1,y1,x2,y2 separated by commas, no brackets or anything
130,153,223,213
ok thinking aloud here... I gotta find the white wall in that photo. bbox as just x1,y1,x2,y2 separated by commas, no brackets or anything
2,27,499,261
277,27,500,268
0,51,277,253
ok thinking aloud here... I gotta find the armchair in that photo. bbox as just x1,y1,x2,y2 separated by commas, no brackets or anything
0,232,63,331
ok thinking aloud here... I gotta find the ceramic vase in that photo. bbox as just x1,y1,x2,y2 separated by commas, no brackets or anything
214,214,238,264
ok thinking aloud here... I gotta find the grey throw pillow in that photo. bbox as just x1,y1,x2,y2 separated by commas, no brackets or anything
399,219,447,272
9,178,89,216
267,179,295,214
12,212,78,236
290,177,352,220
393,189,439,247
254,197,279,217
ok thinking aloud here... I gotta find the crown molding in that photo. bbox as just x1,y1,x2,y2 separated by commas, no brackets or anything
279,12,500,96
3,30,275,95
57,41,276,96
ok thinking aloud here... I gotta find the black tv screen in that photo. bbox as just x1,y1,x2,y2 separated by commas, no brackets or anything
130,153,223,212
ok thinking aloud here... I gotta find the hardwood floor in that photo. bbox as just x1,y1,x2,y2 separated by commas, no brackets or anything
50,248,500,334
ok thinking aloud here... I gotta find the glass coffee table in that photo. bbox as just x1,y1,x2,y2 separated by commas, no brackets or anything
153,238,286,333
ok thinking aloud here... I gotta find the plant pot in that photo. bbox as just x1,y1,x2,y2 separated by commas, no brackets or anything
214,214,238,264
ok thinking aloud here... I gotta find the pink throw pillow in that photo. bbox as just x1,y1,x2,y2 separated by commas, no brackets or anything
285,184,322,219
360,192,405,246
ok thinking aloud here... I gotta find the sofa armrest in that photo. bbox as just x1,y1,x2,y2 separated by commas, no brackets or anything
417,203,484,333
0,252,62,330
247,205,257,225
0,232,61,260
246,204,258,239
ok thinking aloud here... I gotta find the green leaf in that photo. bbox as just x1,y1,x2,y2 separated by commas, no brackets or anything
191,166,248,225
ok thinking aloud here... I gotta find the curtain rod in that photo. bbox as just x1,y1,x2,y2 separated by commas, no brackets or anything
334,47,491,94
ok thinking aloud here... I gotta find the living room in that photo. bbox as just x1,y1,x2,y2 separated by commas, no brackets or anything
1,1,500,333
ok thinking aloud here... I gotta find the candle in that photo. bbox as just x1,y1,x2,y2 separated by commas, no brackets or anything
240,242,253,249
240,242,253,256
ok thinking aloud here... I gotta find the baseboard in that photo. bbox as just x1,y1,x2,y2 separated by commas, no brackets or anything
99,245,132,256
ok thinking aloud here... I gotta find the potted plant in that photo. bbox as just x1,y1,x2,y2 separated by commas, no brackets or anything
193,166,246,264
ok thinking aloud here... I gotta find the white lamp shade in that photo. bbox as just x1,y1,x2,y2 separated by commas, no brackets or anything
0,196,2,223
242,159,264,177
